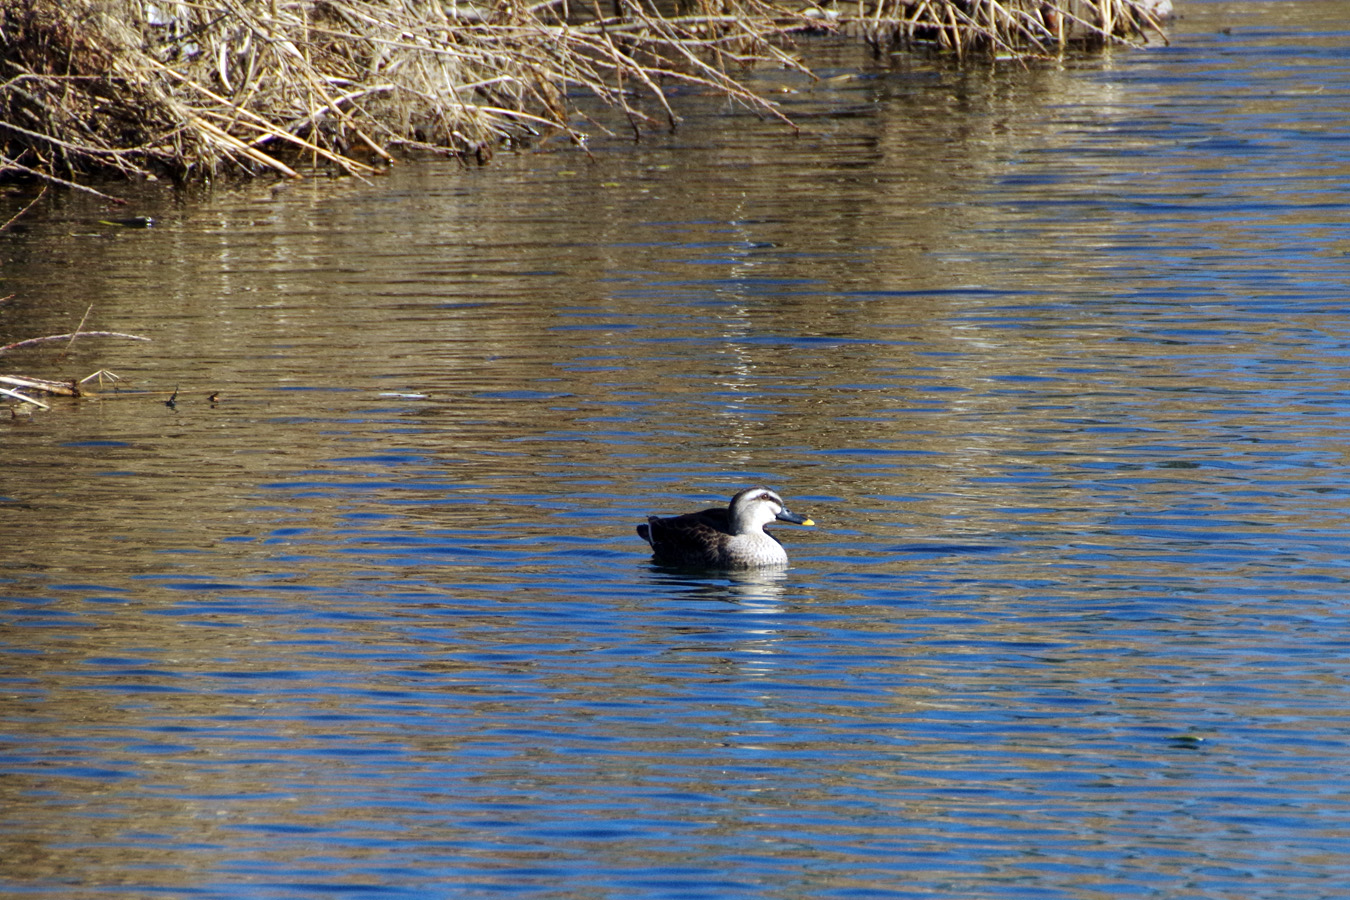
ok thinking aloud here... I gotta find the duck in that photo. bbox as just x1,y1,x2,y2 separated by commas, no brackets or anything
637,487,814,569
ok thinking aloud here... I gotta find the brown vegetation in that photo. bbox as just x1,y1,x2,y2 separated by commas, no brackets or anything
0,0,1167,190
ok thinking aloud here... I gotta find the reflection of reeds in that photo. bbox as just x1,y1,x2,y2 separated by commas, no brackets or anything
0,0,1164,188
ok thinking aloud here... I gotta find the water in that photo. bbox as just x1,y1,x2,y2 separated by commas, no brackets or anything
3,1,1350,897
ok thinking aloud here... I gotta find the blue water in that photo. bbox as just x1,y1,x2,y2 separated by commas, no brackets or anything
2,2,1350,897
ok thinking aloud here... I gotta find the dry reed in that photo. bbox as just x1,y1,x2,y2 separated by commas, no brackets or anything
848,0,1170,57
0,0,1167,188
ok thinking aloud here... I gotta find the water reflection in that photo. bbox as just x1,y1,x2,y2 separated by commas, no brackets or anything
4,2,1350,898
645,565,792,611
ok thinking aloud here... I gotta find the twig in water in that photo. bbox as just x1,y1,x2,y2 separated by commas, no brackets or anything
0,386,52,410
0,331,151,355
79,369,124,388
60,304,96,361
0,156,127,205
1,185,48,232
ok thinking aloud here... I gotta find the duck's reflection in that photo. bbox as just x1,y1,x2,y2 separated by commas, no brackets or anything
643,563,790,612
641,565,793,681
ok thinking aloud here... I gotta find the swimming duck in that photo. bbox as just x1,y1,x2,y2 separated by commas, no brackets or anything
637,487,814,569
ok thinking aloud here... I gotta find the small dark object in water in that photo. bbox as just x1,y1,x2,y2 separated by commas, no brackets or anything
100,216,156,228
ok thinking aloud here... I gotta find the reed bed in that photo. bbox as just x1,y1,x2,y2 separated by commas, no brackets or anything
850,0,1170,57
0,0,1167,189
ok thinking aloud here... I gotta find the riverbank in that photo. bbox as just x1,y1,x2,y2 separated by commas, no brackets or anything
1,0,1167,193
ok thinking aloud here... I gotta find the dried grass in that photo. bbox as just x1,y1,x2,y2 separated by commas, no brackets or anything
850,0,1170,57
0,0,1166,188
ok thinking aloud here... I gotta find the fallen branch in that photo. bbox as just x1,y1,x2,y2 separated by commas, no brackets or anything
0,374,78,396
0,155,127,205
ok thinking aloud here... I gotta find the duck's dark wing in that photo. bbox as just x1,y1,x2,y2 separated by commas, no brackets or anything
637,507,732,566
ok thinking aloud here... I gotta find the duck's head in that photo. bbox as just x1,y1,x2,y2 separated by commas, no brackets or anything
728,487,814,533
